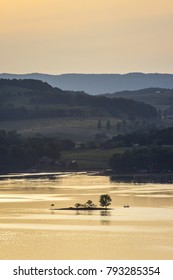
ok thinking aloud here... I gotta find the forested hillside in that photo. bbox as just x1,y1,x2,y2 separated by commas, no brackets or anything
104,87,173,108
0,79,158,121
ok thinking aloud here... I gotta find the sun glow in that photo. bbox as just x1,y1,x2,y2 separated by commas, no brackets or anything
1,0,173,73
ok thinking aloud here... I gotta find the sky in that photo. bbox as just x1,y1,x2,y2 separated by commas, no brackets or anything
1,0,173,74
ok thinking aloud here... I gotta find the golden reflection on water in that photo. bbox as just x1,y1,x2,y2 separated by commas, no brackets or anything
0,173,173,260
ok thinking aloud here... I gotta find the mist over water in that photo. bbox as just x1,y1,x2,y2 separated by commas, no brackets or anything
0,172,173,259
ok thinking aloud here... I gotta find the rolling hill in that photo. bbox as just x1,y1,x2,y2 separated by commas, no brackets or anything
0,78,157,121
103,87,173,117
104,87,173,105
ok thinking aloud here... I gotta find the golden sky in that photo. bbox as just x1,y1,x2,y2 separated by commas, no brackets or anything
1,0,173,74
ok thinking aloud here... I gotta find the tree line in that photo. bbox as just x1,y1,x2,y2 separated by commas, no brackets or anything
0,130,74,173
98,126,173,149
110,146,173,173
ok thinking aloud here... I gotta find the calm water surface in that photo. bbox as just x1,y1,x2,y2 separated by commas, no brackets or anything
0,172,173,259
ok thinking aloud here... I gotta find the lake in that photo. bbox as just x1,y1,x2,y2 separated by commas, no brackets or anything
0,172,173,260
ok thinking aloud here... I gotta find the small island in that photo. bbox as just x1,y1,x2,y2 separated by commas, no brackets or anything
50,194,112,211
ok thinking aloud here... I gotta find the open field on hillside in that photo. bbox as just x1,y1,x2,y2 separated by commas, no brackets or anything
61,147,130,170
0,117,119,141
1,116,173,142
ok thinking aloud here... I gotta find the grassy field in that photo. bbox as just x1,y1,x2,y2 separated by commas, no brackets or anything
1,116,173,142
0,117,119,141
61,147,130,170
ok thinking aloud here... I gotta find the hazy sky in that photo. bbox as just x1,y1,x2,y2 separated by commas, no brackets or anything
1,0,173,74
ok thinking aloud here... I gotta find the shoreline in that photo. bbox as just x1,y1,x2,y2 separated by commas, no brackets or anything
1,170,173,183
110,173,173,184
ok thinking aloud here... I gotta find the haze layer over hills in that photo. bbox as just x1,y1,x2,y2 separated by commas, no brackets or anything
1,73,173,94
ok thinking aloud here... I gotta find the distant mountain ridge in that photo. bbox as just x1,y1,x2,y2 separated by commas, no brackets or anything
0,72,173,94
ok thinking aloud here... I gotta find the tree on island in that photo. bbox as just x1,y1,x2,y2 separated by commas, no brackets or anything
99,194,112,209
75,203,84,208
74,196,112,209
75,200,96,209
50,203,54,210
85,200,96,208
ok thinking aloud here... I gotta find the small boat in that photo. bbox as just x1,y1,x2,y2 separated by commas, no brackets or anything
124,204,130,208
